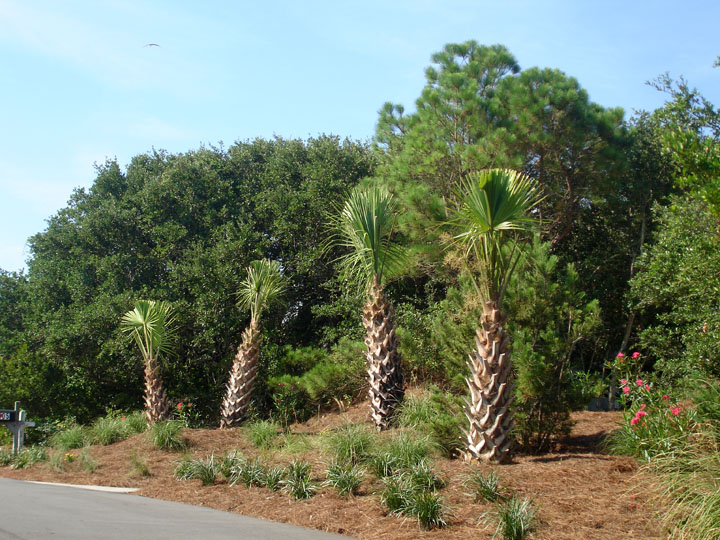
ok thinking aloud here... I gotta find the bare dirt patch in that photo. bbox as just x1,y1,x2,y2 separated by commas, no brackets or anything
1,408,661,539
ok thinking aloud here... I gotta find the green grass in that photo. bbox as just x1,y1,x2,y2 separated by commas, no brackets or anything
122,411,149,436
148,420,186,451
248,420,280,450
405,489,449,530
396,389,465,458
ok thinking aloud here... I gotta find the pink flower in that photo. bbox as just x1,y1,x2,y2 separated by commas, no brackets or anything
623,387,630,394
617,352,625,358
640,403,646,410
121,416,126,421
636,410,647,418
632,352,640,359
636,379,643,386
620,379,627,386
671,407,681,416
662,395,670,401
177,402,183,410
645,384,651,391
630,417,639,426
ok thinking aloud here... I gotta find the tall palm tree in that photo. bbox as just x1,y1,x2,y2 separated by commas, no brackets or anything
333,185,406,430
220,259,285,428
450,169,542,463
121,300,177,423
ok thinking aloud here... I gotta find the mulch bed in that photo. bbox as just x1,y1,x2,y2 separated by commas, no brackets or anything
1,407,662,539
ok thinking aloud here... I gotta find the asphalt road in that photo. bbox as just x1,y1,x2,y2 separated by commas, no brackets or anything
0,478,354,540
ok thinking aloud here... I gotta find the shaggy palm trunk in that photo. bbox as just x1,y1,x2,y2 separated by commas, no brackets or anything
464,300,514,463
220,321,260,428
144,356,171,423
363,277,404,430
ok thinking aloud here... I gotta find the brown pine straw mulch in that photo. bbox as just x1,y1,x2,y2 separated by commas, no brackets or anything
0,406,663,540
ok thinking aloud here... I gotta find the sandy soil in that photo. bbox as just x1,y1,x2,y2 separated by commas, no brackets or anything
0,406,662,540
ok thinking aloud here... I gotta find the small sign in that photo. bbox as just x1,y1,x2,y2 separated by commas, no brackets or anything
0,410,17,423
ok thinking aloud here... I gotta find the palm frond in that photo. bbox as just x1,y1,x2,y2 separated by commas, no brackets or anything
237,259,286,323
331,185,406,289
120,300,176,362
450,169,543,303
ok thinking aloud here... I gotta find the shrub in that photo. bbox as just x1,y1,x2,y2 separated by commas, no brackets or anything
268,376,310,428
148,420,185,451
0,449,14,466
606,378,695,460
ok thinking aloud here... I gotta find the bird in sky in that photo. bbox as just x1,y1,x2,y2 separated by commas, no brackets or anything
143,43,160,48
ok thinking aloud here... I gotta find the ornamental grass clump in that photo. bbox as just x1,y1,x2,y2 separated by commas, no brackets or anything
282,460,318,500
324,460,364,496
465,469,503,502
49,423,88,450
324,423,376,465
149,419,186,451
379,471,449,530
248,419,280,450
490,495,538,540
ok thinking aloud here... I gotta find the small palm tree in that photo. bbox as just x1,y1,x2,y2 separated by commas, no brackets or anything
121,300,177,423
332,185,406,430
220,259,285,428
450,169,542,463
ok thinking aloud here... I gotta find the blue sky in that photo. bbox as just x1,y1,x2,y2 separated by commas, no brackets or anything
1,0,718,272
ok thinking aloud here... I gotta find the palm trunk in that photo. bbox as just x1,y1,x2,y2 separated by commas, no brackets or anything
144,355,170,423
464,300,514,463
220,321,260,428
363,277,404,430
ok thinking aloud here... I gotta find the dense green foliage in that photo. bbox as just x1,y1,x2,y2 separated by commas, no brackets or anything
0,40,717,465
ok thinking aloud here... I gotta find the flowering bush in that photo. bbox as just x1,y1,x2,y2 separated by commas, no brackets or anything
174,402,199,428
269,376,310,429
610,373,695,460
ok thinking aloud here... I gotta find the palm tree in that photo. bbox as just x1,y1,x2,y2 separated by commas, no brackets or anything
332,185,406,430
121,300,177,423
220,259,285,428
450,169,542,463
